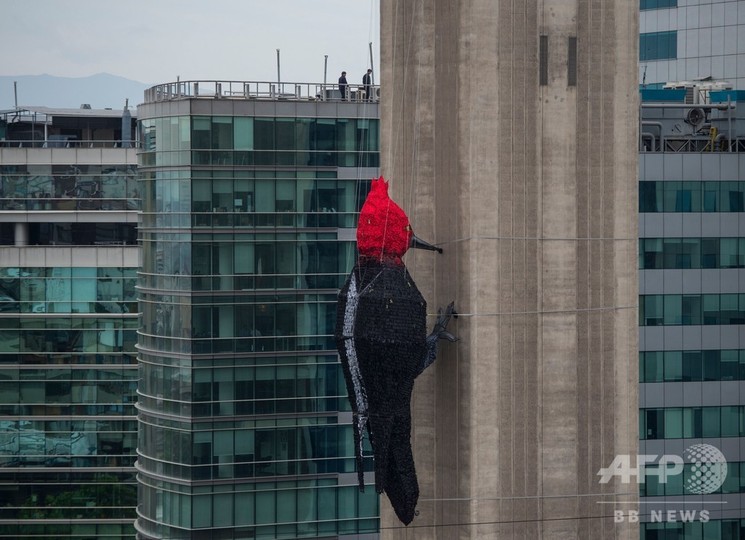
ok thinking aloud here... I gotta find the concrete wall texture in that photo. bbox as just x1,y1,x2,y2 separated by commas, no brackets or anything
380,1,639,538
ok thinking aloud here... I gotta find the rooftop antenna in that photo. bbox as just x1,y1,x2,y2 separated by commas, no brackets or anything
122,98,132,148
13,81,18,110
276,49,281,94
323,55,328,86
368,42,375,86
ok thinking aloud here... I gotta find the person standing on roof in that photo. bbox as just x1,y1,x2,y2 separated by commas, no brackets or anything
362,68,373,101
338,71,348,101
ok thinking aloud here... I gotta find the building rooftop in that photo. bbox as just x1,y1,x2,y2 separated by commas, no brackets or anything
0,106,137,148
144,79,380,104
0,105,135,121
640,83,745,153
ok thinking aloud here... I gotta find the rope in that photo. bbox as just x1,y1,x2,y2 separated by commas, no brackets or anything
405,0,425,236
418,491,637,502
378,513,641,532
427,306,636,317
350,0,379,278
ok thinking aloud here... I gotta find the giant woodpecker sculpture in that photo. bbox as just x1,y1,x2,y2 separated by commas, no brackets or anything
335,176,457,525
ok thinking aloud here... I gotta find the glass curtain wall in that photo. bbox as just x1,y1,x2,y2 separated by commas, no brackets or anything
136,110,378,540
0,267,138,540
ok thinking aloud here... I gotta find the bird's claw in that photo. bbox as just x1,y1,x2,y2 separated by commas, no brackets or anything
433,301,458,342
440,330,458,342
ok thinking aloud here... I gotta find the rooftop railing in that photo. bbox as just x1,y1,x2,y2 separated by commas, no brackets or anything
144,80,380,104
0,197,139,212
0,139,139,149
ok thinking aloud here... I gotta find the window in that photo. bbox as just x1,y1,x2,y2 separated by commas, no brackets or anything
663,295,682,325
721,406,740,438
662,238,681,269
642,465,665,496
640,294,745,326
641,295,664,326
682,295,702,325
640,182,745,213
234,117,253,150
721,294,743,324
640,238,663,269
682,351,703,382
703,407,720,437
664,408,682,438
664,352,682,381
678,238,701,269
192,117,211,149
641,406,745,439
683,408,702,438
642,351,664,382
275,118,296,166
663,181,682,212
640,0,677,10
703,350,721,381
645,409,664,439
703,182,720,211
721,350,739,381
702,238,720,268
640,31,677,61
641,349,745,383
723,181,745,212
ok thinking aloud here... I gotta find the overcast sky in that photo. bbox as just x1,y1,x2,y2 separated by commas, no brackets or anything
3,0,380,85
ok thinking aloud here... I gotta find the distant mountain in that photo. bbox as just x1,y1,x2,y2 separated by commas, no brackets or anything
0,73,151,110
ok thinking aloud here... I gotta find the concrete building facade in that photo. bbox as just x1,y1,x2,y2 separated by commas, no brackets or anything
381,2,639,538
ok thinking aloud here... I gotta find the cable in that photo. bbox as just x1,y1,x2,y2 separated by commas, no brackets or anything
378,513,638,532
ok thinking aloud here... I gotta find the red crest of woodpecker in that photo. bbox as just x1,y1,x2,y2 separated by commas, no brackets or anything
356,176,441,261
356,177,413,262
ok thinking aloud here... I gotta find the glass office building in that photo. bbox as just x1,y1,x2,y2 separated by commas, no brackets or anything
639,0,745,89
639,3,745,538
135,81,380,539
639,91,745,538
0,107,140,539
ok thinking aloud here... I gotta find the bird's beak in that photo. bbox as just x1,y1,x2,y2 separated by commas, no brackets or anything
410,233,443,254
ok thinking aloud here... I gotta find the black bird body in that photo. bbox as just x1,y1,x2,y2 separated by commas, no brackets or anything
334,177,456,525
335,259,426,525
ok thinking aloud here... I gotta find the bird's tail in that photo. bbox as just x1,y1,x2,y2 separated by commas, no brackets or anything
382,412,419,525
